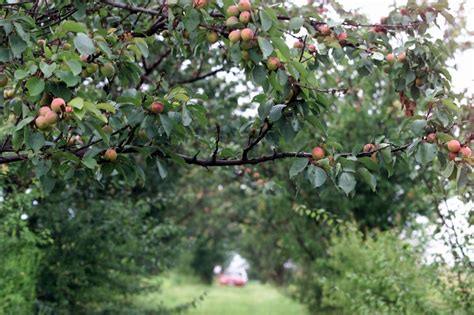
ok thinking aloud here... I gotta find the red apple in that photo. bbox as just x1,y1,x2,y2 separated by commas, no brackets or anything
241,28,254,41
51,98,65,112
447,140,461,153
312,147,325,160
193,0,208,9
44,111,58,124
227,5,240,16
308,44,316,53
426,133,437,143
266,57,281,71
386,53,395,63
238,0,251,12
228,30,241,43
460,146,472,158
363,143,376,153
104,148,118,161
397,52,407,62
239,11,251,24
149,102,164,114
448,152,457,161
39,106,51,116
319,25,331,35
293,40,304,49
35,116,48,130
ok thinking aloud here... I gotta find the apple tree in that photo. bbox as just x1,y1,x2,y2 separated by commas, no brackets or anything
0,0,472,196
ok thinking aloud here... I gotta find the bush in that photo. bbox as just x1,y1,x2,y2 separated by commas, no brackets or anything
303,227,448,314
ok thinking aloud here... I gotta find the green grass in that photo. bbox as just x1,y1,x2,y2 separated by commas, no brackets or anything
132,273,309,315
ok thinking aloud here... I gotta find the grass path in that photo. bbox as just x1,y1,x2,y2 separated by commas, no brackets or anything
133,273,309,315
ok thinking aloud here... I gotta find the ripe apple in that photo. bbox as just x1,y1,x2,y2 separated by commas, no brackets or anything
51,98,65,112
104,148,118,161
39,106,51,116
44,111,58,124
312,147,325,160
193,0,208,9
308,44,316,53
228,30,241,43
207,32,219,44
319,25,331,35
415,77,424,87
65,106,74,113
239,11,251,24
293,40,304,49
226,16,239,29
397,52,407,62
80,54,89,62
363,143,376,153
100,63,115,77
338,32,348,44
386,53,395,63
241,28,254,41
266,57,281,71
426,133,437,143
149,102,164,114
460,146,472,158
0,73,8,87
227,5,240,16
448,152,457,161
447,140,461,153
35,116,48,130
238,0,251,12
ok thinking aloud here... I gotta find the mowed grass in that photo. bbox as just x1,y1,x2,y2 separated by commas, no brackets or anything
132,273,309,315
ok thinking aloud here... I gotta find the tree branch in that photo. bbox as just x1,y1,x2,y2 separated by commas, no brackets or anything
174,67,226,85
100,0,162,15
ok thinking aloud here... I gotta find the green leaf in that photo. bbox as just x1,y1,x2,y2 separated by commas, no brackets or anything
269,104,286,122
357,167,377,192
156,160,168,179
289,158,308,178
160,114,174,137
27,132,45,153
307,166,327,188
55,70,80,87
410,119,427,136
338,172,356,195
62,20,87,33
271,36,291,60
96,102,116,113
69,97,84,109
82,156,98,169
441,99,460,112
15,117,35,131
39,61,57,78
288,17,305,31
74,33,95,55
26,77,45,96
415,142,437,165
66,60,82,76
260,10,273,32
442,160,455,178
257,37,274,58
258,101,273,120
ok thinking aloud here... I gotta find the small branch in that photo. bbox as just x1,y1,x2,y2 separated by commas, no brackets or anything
242,120,273,161
298,35,307,62
100,0,162,15
174,67,225,85
211,124,220,162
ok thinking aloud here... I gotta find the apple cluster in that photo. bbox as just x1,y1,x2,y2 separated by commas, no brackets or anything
226,0,255,48
35,98,72,130
446,139,471,161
